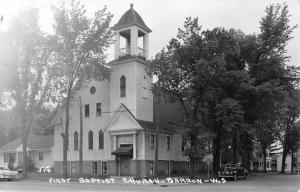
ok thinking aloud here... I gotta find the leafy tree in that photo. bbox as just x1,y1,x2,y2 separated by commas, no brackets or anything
149,17,213,174
150,18,254,173
278,90,300,173
247,3,297,172
0,8,55,177
150,3,297,175
50,0,113,178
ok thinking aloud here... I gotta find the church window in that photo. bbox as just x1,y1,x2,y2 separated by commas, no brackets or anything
74,131,78,151
96,103,101,116
149,161,154,176
150,134,155,149
181,135,185,152
85,104,89,117
102,161,108,174
39,152,43,161
88,130,93,150
92,162,97,174
90,86,96,94
4,153,8,162
99,130,104,149
71,162,76,174
166,135,171,150
120,76,126,97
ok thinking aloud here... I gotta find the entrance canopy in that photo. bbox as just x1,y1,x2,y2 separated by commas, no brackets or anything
111,147,133,156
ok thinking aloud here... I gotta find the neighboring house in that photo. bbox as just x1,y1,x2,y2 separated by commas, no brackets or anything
0,134,54,169
273,147,300,173
268,142,300,173
276,153,292,172
53,4,188,177
250,144,272,172
297,146,300,171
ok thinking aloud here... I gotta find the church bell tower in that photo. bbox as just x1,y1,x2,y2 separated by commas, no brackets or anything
109,4,153,122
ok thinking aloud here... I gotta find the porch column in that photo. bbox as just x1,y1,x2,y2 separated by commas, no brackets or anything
143,33,149,59
15,152,18,166
133,133,137,159
113,135,117,150
142,132,146,159
130,26,138,56
114,32,120,59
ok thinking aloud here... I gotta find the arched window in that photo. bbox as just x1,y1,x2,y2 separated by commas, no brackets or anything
74,131,78,151
120,76,126,97
99,130,104,149
88,130,93,150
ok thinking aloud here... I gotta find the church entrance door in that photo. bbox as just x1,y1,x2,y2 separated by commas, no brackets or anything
120,155,131,176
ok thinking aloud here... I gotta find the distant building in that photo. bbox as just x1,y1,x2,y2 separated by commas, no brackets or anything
250,144,272,172
0,134,54,169
268,141,300,173
276,153,292,172
52,4,188,177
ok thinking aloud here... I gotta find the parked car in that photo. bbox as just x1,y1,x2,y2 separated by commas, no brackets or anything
218,163,248,181
0,165,18,181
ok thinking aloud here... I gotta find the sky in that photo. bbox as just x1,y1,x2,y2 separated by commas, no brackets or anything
0,0,299,65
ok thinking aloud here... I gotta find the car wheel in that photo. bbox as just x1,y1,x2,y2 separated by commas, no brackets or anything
233,174,237,181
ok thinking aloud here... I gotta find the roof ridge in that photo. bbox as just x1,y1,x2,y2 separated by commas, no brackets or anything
120,103,136,120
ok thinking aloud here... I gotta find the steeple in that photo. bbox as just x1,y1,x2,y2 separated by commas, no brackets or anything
112,4,151,60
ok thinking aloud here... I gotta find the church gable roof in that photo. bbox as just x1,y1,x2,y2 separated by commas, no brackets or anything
112,4,151,33
104,103,143,132
105,103,178,134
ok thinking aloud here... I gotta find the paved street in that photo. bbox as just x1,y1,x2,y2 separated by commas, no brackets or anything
0,174,300,192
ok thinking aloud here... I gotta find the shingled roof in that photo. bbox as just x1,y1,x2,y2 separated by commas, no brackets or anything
0,134,54,151
112,4,151,33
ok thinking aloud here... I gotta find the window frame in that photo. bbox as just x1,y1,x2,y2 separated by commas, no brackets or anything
166,135,171,150
74,131,78,151
88,130,93,150
38,152,43,161
71,162,77,174
150,134,155,150
149,161,154,176
96,103,102,116
120,76,126,97
92,161,97,174
85,104,90,117
102,161,108,174
4,153,8,162
181,135,185,152
99,130,104,149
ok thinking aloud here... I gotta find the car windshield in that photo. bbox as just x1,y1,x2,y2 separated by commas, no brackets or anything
225,168,236,171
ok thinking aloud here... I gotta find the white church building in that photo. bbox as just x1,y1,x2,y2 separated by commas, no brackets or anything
53,4,189,177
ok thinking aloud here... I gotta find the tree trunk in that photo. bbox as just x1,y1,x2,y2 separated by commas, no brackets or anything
291,148,295,174
281,148,288,174
232,133,238,164
240,132,252,171
22,134,28,178
63,95,70,178
79,96,83,175
154,86,160,177
21,115,32,178
189,158,195,176
213,133,221,173
262,145,267,172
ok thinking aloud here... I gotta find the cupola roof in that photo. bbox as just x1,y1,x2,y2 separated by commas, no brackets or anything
112,4,151,33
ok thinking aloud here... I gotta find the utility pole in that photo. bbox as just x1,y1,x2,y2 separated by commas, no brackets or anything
79,96,83,175
154,84,160,177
